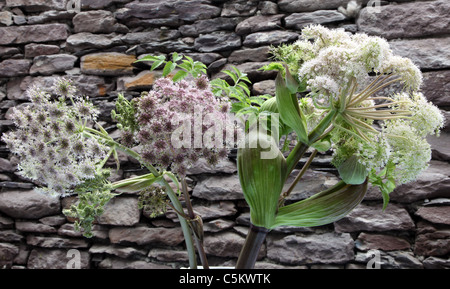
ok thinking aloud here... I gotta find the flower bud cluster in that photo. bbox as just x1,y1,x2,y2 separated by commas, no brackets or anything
2,78,109,197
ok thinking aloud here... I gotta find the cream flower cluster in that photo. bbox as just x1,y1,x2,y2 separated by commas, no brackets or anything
294,25,422,106
272,25,444,194
331,91,443,186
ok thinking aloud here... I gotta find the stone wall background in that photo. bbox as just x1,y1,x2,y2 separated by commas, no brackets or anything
0,0,449,269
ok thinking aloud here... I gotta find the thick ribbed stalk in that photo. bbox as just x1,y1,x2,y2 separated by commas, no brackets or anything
235,224,269,269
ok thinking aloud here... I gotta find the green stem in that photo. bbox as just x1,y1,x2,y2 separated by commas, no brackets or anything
235,224,269,269
285,110,337,178
285,141,309,180
161,180,198,269
279,149,318,208
83,130,198,269
308,109,337,144
182,178,209,269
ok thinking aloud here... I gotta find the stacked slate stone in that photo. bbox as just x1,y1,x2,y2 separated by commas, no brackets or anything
0,0,449,269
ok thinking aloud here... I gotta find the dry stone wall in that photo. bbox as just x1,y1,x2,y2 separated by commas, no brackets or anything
0,0,449,269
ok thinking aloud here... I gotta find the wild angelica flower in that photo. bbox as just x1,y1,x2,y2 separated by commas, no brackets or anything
2,78,109,197
271,25,443,201
134,77,231,176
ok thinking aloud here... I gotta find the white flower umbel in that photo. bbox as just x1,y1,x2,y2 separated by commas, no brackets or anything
2,78,109,197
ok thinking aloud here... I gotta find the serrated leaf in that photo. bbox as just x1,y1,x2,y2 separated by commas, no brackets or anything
223,70,238,84
172,52,182,62
231,65,242,77
184,55,194,63
193,61,206,70
231,102,247,113
273,180,368,228
237,82,251,96
162,61,177,77
151,59,165,71
260,62,284,72
172,70,188,82
178,62,191,71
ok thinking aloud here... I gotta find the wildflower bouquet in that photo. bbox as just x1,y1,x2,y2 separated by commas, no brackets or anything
234,25,443,268
2,25,443,269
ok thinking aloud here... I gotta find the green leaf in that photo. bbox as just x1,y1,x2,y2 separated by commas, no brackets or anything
338,155,368,185
223,69,238,84
260,97,278,112
275,71,308,144
231,65,243,78
113,173,162,193
172,70,188,82
184,55,194,63
368,161,397,210
178,62,191,72
260,62,284,72
151,59,165,71
172,52,182,62
231,102,247,113
311,136,331,152
135,55,165,63
273,180,368,228
237,82,251,96
112,148,120,170
162,61,177,77
298,77,308,92
285,66,299,94
161,171,181,196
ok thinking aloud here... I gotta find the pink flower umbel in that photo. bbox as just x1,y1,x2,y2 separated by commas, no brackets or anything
136,77,232,176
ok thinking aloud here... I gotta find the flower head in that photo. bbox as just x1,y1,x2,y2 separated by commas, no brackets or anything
271,25,443,204
135,77,230,176
2,78,108,197
51,77,77,98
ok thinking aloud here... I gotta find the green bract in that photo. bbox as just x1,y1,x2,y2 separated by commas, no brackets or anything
275,70,308,144
237,131,286,229
273,180,368,228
